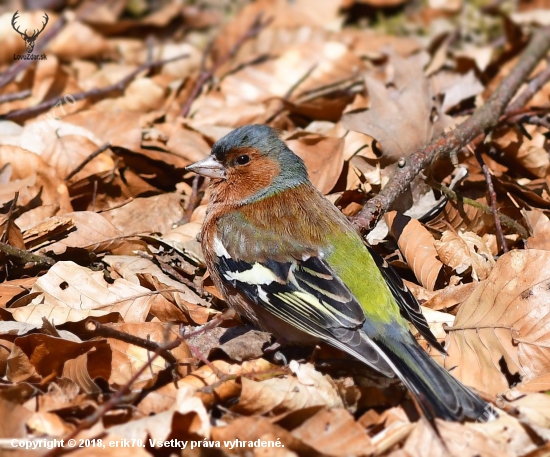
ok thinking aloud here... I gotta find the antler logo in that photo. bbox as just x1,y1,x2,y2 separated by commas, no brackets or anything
11,11,49,54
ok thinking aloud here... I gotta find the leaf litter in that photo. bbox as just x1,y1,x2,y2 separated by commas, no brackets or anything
0,0,550,456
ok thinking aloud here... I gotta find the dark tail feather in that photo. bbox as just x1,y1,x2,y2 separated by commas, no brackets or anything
375,334,496,421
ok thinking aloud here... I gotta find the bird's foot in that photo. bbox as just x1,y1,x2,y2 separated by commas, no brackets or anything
264,340,289,366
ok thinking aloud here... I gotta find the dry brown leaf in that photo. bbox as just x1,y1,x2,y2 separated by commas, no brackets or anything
492,125,550,178
426,198,493,235
433,70,484,113
0,146,73,228
109,385,210,442
445,249,550,396
342,54,452,162
0,212,25,250
7,333,110,385
104,255,214,324
403,418,509,457
6,261,166,327
292,407,374,456
466,410,540,457
386,211,444,290
525,210,550,251
212,416,300,454
0,397,33,440
232,361,342,416
49,20,112,60
27,410,73,437
62,110,143,151
212,329,272,362
434,230,495,281
210,40,361,108
22,217,75,251
29,211,123,255
101,193,186,235
106,322,191,389
413,307,454,363
61,350,102,394
421,282,478,314
165,127,212,164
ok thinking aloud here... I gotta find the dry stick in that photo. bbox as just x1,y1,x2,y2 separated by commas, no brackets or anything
180,14,272,117
1,53,189,120
473,147,508,252
0,15,66,90
85,320,180,365
351,26,550,235
0,241,55,266
0,89,31,104
65,142,111,180
507,58,550,113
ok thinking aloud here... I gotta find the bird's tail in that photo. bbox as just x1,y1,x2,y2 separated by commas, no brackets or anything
374,333,496,421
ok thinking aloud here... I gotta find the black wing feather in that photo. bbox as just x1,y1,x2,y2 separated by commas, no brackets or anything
367,246,446,354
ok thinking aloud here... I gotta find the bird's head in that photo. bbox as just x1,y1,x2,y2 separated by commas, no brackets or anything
186,125,309,205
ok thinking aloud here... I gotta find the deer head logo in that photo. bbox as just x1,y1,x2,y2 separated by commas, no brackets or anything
11,11,49,54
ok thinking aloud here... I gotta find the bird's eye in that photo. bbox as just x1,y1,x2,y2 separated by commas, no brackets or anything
236,155,250,165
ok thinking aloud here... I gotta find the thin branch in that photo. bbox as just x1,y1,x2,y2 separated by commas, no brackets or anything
180,14,272,117
65,142,111,180
0,241,55,266
1,53,189,121
507,58,550,112
0,89,31,105
473,148,508,252
351,26,550,234
85,320,180,366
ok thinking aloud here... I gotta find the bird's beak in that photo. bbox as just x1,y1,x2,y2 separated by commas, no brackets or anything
186,156,226,179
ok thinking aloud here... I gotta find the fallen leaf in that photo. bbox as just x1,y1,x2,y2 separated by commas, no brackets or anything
386,211,444,290
445,250,550,396
233,361,343,415
7,261,165,326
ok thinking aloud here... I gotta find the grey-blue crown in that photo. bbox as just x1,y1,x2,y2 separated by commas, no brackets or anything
211,124,310,198
212,124,281,161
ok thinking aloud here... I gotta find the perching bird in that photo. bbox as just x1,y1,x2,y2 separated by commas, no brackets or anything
187,124,492,421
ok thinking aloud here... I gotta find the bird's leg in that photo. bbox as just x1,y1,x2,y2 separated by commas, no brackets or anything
309,345,322,365
263,338,289,366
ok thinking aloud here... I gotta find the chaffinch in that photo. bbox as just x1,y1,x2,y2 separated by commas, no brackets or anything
186,124,492,421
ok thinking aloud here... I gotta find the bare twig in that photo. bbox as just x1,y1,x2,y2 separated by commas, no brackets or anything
85,320,180,366
507,58,550,112
351,26,550,234
180,308,236,340
180,14,272,117
0,241,55,266
0,89,31,105
473,148,508,252
65,142,111,181
1,53,189,120
510,112,550,132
